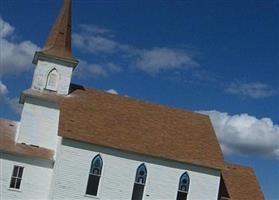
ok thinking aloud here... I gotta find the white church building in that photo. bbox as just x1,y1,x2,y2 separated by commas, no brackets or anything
0,0,264,199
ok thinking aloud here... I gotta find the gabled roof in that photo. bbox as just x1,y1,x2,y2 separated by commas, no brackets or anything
0,119,54,161
221,163,265,200
60,87,225,169
18,87,264,198
21,85,225,169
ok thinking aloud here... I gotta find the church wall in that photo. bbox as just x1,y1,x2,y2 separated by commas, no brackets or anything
0,153,53,200
17,96,60,151
52,139,221,200
32,60,73,95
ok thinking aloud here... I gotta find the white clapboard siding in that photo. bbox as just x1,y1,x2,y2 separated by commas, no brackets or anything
32,60,73,95
17,97,60,151
0,153,53,200
51,139,221,200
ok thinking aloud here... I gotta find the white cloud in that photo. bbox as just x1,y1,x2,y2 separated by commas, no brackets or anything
106,89,118,95
73,24,199,76
0,80,22,114
0,80,7,92
0,16,14,38
0,16,39,76
135,47,199,74
79,24,112,35
0,80,8,101
8,97,22,114
197,110,279,159
73,24,128,55
78,60,108,77
73,33,119,54
75,60,121,78
225,81,277,99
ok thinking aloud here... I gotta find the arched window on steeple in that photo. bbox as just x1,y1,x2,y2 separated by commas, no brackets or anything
177,172,190,200
86,154,103,196
131,163,147,200
45,68,59,91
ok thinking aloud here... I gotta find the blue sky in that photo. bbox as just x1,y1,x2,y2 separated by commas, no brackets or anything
0,0,278,199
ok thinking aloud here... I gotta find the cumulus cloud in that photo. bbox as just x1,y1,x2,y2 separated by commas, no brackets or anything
0,16,39,76
197,110,279,159
73,24,199,76
106,89,118,95
225,81,277,99
0,80,22,114
0,16,14,38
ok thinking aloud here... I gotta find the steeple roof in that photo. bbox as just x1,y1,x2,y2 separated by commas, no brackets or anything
33,0,78,66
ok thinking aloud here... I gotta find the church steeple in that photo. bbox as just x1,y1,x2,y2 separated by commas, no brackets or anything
18,0,78,152
31,0,78,95
33,0,78,67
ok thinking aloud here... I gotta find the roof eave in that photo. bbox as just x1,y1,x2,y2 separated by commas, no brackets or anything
32,51,79,69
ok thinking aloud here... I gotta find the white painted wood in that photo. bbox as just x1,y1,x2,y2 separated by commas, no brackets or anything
51,139,221,200
17,96,60,151
0,138,221,200
32,60,73,95
45,69,59,91
0,153,53,200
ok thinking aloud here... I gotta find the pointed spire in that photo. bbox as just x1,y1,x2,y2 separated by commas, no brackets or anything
33,0,78,67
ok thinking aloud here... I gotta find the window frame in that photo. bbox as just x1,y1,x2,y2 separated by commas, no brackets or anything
45,68,59,92
9,165,24,191
176,171,190,200
85,154,103,197
131,163,147,200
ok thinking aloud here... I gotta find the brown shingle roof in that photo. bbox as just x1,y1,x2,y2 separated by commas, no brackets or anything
221,163,265,200
0,119,54,161
33,0,78,66
55,85,224,169
19,87,264,198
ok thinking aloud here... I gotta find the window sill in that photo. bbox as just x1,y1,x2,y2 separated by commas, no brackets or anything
8,188,22,192
44,88,58,93
84,194,100,199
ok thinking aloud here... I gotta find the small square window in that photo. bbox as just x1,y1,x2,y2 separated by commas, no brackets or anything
9,165,24,190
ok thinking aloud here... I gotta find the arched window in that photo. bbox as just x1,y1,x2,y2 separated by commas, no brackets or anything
177,172,190,200
86,154,103,196
131,163,147,200
45,68,59,91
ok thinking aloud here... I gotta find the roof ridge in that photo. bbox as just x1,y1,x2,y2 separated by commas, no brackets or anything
76,85,211,118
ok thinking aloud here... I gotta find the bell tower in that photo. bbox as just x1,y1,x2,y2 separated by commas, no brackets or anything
31,0,78,95
17,0,78,151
